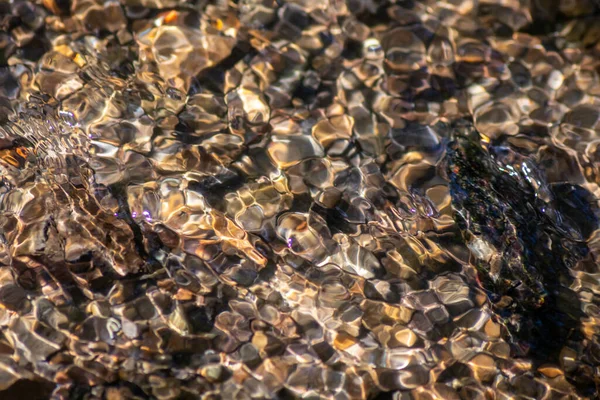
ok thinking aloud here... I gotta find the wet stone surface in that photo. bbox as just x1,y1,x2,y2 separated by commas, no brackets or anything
0,0,599,399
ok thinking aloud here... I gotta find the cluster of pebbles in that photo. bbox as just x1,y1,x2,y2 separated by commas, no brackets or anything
0,0,599,398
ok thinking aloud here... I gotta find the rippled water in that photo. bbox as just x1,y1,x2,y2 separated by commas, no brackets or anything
0,0,600,399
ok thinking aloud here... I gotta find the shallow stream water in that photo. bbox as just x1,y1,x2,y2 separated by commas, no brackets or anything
0,0,599,399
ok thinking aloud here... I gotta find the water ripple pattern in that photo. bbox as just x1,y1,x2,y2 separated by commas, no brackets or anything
0,0,599,399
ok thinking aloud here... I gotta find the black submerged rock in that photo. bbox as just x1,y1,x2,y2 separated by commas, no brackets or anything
446,125,598,377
